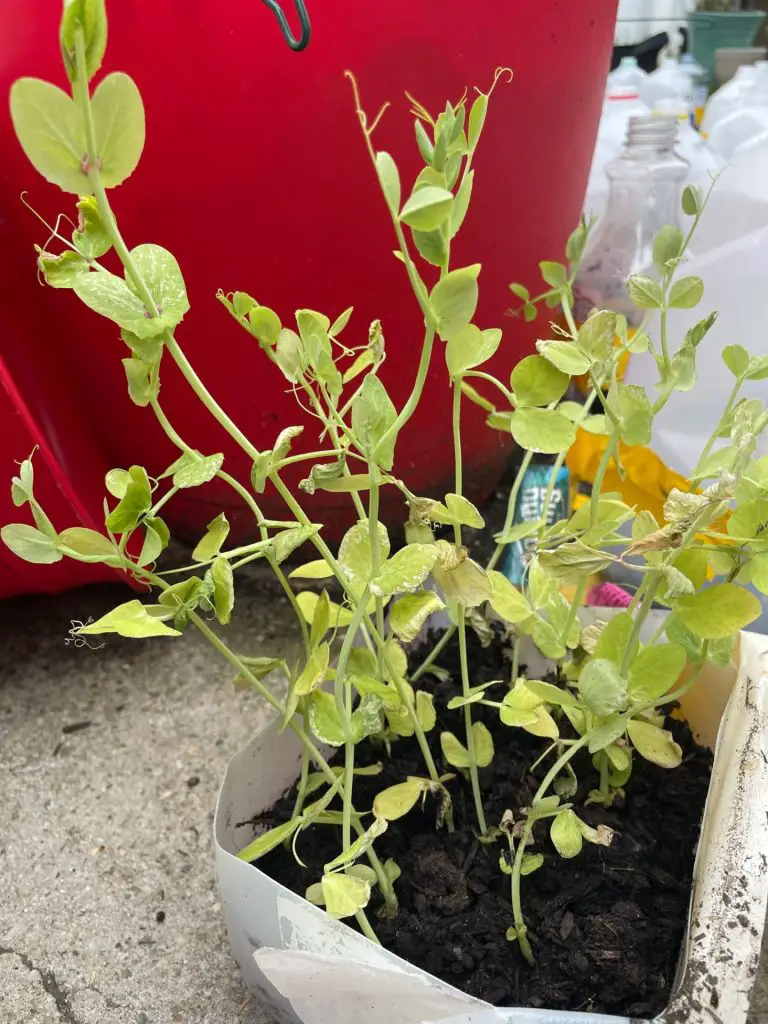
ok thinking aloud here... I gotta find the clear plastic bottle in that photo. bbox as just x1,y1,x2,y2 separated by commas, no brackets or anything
640,57,692,113
680,53,709,127
607,55,648,93
574,116,689,328
583,87,650,220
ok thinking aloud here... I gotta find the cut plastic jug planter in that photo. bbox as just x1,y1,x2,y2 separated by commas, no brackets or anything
214,618,768,1024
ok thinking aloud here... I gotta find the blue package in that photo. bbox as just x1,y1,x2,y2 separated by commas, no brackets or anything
501,463,570,585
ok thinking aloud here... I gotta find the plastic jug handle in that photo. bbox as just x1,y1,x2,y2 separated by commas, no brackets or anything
261,0,311,51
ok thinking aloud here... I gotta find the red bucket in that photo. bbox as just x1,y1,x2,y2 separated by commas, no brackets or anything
0,1,617,550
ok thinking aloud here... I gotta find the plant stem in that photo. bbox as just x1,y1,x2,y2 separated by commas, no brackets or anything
452,382,487,835
411,625,453,683
590,435,618,530
693,377,742,477
620,575,662,677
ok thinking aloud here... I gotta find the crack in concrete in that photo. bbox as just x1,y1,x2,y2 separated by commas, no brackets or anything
0,946,81,1024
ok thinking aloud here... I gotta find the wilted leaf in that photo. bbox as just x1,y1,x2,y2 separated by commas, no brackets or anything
627,719,682,768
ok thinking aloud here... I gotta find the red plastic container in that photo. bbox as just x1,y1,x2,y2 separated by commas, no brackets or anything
0,0,617,551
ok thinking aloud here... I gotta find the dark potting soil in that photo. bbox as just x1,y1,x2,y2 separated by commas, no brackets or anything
254,627,713,1018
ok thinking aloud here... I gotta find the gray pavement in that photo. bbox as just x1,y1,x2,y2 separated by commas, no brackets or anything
1,574,767,1024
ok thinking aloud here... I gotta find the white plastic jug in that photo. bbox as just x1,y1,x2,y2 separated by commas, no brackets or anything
700,64,762,137
706,78,768,160
639,57,692,111
606,55,647,92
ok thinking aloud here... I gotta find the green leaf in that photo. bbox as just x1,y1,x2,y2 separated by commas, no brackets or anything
211,555,234,625
60,0,107,81
430,265,481,341
232,292,257,318
521,853,544,876
296,591,357,630
170,450,224,489
122,357,156,407
433,554,492,608
668,276,704,310
429,493,485,529
722,344,750,378
374,777,426,821
275,328,305,382
488,569,532,624
249,305,282,347
78,599,181,638
289,559,334,580
324,818,388,873
58,526,118,563
91,73,145,188
511,354,569,407
537,542,612,586
628,643,686,702
468,93,487,150
339,520,389,595
440,722,493,768
440,730,469,768
192,513,230,562
577,310,617,360
37,248,88,288
321,873,371,920
105,464,151,532
509,408,576,454
414,119,434,163
594,612,634,665
375,151,401,212
308,690,345,746
2,523,62,564
525,680,578,707
652,224,684,271
370,544,438,598
446,325,501,376
399,185,453,232
10,78,88,193
449,169,474,239
627,274,663,310
578,658,627,717
416,691,437,731
389,591,445,643
627,719,682,768
674,583,761,639
745,355,768,381
137,519,165,567
129,243,189,329
588,714,627,753
550,809,583,858
539,261,568,291
235,819,300,863
294,642,330,696
536,339,591,375
682,184,701,216
617,384,652,446
351,374,398,471
412,228,447,268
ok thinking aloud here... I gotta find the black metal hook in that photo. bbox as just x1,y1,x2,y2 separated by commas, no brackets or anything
261,0,311,52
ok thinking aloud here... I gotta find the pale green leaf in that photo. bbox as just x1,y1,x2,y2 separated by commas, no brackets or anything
375,151,401,212
248,304,282,347
588,714,627,753
321,872,371,919
413,228,447,268
430,264,481,341
370,544,438,598
77,599,181,638
91,72,145,188
399,185,453,231
627,274,662,310
652,224,684,271
60,0,107,81
289,560,335,580
668,276,704,310
594,612,633,665
578,658,627,717
351,374,397,471
129,243,189,330
235,819,300,863
473,721,494,766
449,169,474,238
294,643,330,696
296,591,355,629
488,569,532,624
212,555,234,625
324,818,387,872
2,523,62,564
429,493,485,529
722,344,750,379
536,339,591,375
511,355,569,407
550,809,583,858
373,777,426,820
350,693,384,743
509,408,576,454
192,513,230,562
521,853,544,876
416,690,436,731
339,520,390,595
389,591,445,643
275,328,305,382
446,325,500,376
308,690,345,746
37,249,88,288
525,680,578,707
105,464,151,532
171,451,223,489
628,643,686,702
675,583,761,639
58,526,118,563
617,385,652,446
578,310,617,360
433,555,491,608
627,719,682,768
10,78,88,193
467,94,487,149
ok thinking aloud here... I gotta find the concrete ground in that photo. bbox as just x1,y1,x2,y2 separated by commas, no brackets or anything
2,572,767,1024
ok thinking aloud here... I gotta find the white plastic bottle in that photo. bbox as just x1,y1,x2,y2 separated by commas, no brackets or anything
707,77,768,161
679,53,709,127
700,64,759,137
607,55,648,93
640,57,692,112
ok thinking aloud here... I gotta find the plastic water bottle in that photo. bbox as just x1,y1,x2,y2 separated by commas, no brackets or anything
607,56,648,93
640,57,692,112
680,53,709,127
650,98,724,187
583,87,650,220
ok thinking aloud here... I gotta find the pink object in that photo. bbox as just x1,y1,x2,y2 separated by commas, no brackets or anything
586,582,633,608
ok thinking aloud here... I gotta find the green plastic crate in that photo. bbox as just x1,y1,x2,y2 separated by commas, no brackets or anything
687,10,766,79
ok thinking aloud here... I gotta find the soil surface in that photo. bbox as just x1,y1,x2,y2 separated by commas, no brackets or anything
255,627,713,1018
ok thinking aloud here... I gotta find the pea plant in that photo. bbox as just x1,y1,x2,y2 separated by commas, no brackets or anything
5,0,768,963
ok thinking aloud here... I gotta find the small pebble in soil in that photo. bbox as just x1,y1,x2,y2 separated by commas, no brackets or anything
155,911,166,923
186,775,200,788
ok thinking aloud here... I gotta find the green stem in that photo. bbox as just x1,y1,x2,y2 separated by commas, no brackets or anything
452,381,487,835
411,624,453,683
590,435,618,531
463,370,515,406
487,448,535,572
693,377,742,477
620,575,662,677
